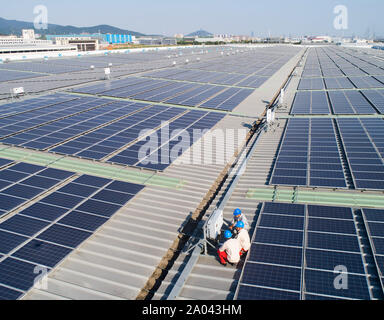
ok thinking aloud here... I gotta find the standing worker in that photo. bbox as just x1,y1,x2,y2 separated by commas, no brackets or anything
235,221,251,255
229,208,249,232
217,230,242,266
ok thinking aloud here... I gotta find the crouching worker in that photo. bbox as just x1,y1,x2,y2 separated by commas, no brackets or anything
235,221,251,256
229,208,249,232
217,230,242,266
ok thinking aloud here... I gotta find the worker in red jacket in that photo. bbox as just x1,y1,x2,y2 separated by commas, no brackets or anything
217,230,242,266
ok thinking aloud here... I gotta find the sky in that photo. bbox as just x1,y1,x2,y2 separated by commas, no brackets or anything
1,0,383,37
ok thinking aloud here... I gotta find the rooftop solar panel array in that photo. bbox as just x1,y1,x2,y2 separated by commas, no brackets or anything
49,104,185,162
362,209,384,289
236,202,371,300
290,91,330,115
0,158,145,299
0,161,74,219
2,101,150,151
270,119,347,188
328,90,377,114
337,118,384,190
108,110,226,170
361,89,384,114
73,76,253,112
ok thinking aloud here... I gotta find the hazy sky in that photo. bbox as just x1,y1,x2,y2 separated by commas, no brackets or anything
1,0,383,37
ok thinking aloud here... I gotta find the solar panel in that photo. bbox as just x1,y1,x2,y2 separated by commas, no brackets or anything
236,202,371,300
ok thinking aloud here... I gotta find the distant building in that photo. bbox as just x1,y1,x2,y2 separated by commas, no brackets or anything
0,29,52,47
0,29,77,55
52,36,100,51
137,37,177,45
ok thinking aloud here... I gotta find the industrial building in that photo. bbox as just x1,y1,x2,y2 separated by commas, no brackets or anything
0,43,383,301
0,30,77,55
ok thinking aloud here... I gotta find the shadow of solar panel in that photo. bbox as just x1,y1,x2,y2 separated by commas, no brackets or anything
249,243,302,267
12,239,72,268
305,249,365,274
242,262,302,291
37,224,91,248
0,230,28,254
237,285,300,300
304,269,370,299
19,202,69,222
58,210,108,232
307,232,360,252
0,285,22,300
0,215,49,237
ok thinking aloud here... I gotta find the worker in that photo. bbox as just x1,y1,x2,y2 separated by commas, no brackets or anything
217,230,242,266
235,221,251,255
229,208,249,232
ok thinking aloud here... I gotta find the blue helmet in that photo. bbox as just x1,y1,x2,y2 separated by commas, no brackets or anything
236,221,245,229
233,208,242,216
224,230,232,239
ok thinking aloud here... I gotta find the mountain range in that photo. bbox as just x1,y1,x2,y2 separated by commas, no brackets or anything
0,17,145,36
186,30,213,37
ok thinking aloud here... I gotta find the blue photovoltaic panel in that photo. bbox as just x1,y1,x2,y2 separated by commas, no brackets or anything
307,232,360,253
241,262,302,292
37,224,92,248
270,118,347,188
304,269,370,300
12,239,72,268
254,228,303,247
18,202,68,222
0,257,47,291
58,211,108,232
76,199,121,217
237,285,300,300
0,215,49,237
305,249,366,274
0,230,28,254
0,285,22,300
238,202,370,300
249,243,302,267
